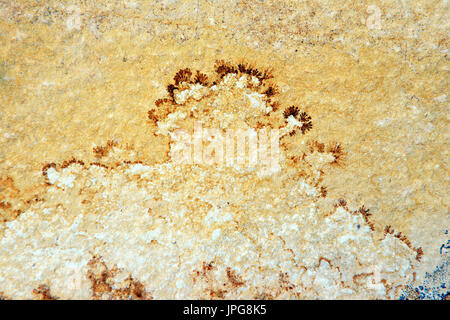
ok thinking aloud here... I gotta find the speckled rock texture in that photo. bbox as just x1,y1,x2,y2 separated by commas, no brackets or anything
0,1,448,300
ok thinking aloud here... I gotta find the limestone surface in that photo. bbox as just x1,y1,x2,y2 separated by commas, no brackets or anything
0,1,448,299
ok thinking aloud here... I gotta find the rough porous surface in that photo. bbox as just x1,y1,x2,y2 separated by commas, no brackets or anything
0,1,448,299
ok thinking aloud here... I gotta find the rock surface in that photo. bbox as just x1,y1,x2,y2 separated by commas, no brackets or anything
0,1,448,299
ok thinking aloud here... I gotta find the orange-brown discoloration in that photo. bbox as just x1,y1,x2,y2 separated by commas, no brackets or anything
32,284,57,300
87,256,152,300
93,140,118,158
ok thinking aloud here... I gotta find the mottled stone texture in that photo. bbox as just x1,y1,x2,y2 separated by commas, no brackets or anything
0,1,448,299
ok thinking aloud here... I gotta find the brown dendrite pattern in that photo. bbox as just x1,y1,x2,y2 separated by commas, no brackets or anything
0,61,424,300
